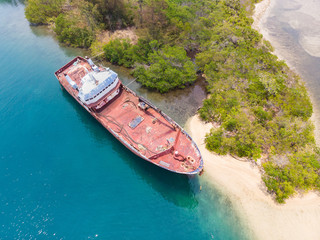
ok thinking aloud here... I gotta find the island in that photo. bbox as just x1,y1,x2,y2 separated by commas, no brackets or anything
24,0,320,238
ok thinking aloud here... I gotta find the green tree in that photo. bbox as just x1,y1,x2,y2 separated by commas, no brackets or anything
103,39,135,67
54,14,94,48
134,45,197,93
25,0,63,24
91,0,134,30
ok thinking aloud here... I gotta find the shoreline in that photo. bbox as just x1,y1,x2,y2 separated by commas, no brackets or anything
252,0,320,146
186,0,320,239
186,115,320,240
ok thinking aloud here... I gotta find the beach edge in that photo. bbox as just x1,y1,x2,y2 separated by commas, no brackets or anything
185,1,320,239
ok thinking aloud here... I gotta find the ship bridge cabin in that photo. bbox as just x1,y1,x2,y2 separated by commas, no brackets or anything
59,57,121,111
78,68,120,110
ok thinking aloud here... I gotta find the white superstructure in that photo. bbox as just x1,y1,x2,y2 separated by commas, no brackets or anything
78,67,119,106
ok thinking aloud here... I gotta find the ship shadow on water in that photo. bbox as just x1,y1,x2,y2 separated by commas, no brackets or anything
60,89,200,209
117,147,201,209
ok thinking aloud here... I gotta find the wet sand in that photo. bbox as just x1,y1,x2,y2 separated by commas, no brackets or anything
186,1,320,239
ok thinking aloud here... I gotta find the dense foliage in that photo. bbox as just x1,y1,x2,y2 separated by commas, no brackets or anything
103,39,135,67
103,39,196,92
25,0,63,24
192,0,319,203
25,0,133,47
26,0,320,203
92,0,134,30
55,13,94,48
133,46,196,92
263,151,320,203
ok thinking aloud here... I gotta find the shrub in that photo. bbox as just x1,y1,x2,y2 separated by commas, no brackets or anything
25,0,63,24
103,39,134,67
263,151,320,203
54,14,94,48
133,46,197,93
205,129,225,154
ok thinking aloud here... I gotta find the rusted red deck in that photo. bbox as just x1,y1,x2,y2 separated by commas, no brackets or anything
55,56,203,175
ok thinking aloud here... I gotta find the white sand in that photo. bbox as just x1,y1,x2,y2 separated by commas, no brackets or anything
252,0,289,64
186,115,320,240
252,0,271,32
185,1,320,239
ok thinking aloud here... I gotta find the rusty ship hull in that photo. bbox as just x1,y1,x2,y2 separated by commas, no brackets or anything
55,56,203,175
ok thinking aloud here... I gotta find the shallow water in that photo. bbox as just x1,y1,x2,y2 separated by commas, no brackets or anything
0,1,250,239
262,0,320,141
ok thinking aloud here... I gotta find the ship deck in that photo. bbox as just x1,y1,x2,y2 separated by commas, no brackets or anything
55,56,202,174
95,87,201,173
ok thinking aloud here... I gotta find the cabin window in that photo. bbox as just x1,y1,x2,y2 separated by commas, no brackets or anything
86,78,117,102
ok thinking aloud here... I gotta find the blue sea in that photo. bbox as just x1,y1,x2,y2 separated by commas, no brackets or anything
0,1,251,239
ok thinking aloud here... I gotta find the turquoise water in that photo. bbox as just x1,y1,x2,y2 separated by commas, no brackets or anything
0,2,250,239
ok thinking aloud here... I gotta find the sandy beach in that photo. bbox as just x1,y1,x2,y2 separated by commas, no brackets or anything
186,1,320,239
186,115,320,240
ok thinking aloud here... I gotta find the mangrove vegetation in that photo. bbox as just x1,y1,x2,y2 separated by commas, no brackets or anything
25,0,320,203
